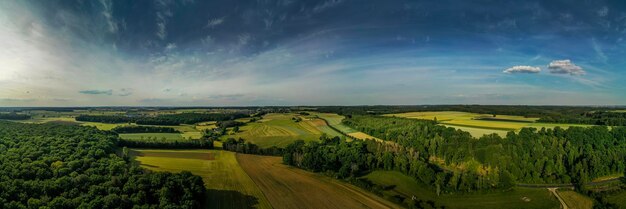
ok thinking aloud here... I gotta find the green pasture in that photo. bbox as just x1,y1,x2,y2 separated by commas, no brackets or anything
362,170,560,209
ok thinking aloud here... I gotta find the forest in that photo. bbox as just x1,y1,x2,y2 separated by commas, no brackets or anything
75,112,249,125
0,121,206,208
284,115,626,194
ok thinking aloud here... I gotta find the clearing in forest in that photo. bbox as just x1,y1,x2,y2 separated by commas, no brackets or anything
557,190,594,209
224,113,338,148
362,170,561,209
131,149,272,209
236,154,402,209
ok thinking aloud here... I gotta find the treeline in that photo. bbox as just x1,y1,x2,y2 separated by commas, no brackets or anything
538,111,626,126
315,105,626,125
222,138,283,156
0,113,31,120
342,116,626,189
111,125,180,133
76,113,249,125
0,121,205,208
283,135,513,195
118,137,214,149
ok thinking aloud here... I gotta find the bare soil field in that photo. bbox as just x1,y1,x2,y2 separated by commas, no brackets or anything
236,154,401,209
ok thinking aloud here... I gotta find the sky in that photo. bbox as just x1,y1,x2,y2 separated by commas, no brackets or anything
1,0,625,106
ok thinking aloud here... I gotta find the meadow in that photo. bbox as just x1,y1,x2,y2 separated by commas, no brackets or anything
224,113,341,148
313,112,380,140
362,170,560,209
556,190,593,209
237,154,401,209
131,149,272,209
607,190,626,208
385,111,594,137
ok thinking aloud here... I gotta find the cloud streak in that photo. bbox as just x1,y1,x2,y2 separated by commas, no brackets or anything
548,60,586,75
79,90,113,95
503,66,541,74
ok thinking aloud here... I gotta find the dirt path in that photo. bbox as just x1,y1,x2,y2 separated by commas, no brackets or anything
236,154,402,209
548,188,569,209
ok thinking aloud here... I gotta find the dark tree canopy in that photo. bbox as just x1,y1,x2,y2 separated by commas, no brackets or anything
0,121,206,209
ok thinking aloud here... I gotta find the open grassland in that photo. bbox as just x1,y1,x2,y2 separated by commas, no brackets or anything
132,149,272,209
385,111,594,137
225,113,340,148
557,190,593,209
236,154,401,209
363,170,560,209
314,112,358,133
607,190,626,208
119,133,184,141
313,112,381,140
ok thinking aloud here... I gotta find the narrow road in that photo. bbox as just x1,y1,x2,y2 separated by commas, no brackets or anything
548,188,569,209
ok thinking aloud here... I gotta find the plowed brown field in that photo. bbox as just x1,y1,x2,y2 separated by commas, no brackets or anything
236,154,401,209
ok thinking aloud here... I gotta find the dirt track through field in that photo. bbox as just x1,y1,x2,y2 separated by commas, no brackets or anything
237,154,401,209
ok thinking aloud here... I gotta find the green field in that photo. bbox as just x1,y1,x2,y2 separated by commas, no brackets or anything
131,149,272,209
385,111,594,137
362,170,560,209
607,190,626,208
314,112,358,133
224,113,341,148
557,190,593,209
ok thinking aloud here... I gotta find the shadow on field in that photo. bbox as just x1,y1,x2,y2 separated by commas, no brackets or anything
205,189,261,209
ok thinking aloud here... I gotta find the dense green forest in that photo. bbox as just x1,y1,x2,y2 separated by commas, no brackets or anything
118,138,214,149
111,125,180,133
0,113,31,120
0,121,206,208
76,113,248,125
284,115,626,194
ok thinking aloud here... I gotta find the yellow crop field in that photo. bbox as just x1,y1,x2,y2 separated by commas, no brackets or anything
132,149,272,209
386,111,595,137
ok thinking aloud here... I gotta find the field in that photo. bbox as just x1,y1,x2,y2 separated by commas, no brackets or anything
362,170,560,209
385,111,594,137
313,112,380,140
224,113,341,148
131,149,272,209
557,190,593,209
236,154,401,209
607,190,626,208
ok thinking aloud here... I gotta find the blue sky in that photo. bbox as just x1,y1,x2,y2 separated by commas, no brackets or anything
0,0,625,106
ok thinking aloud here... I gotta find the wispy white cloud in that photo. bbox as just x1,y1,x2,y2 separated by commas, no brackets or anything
206,17,224,28
503,66,541,74
99,0,118,33
548,60,586,75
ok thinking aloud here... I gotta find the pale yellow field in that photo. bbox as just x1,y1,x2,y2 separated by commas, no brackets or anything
386,111,594,137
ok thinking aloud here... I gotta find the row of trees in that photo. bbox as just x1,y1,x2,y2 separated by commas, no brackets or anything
342,116,626,188
111,125,180,133
315,105,626,125
221,138,283,156
0,121,206,208
0,113,31,120
118,138,214,149
76,113,249,125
